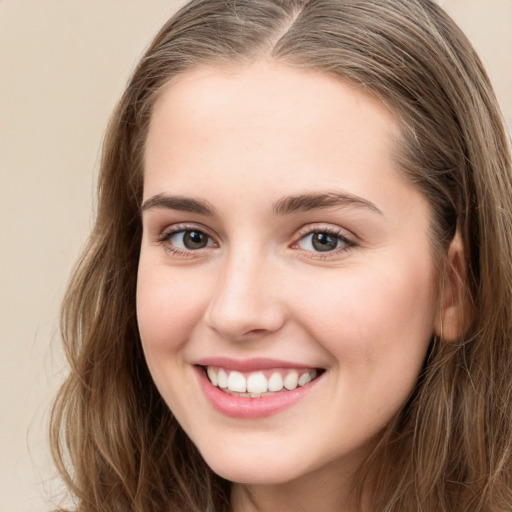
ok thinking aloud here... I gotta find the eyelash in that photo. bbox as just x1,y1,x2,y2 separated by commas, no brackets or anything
292,226,358,260
157,223,217,258
156,223,358,259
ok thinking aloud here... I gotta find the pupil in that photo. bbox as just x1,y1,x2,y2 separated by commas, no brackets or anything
184,230,207,249
312,233,337,252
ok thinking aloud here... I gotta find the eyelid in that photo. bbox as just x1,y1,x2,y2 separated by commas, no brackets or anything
153,221,359,260
155,222,218,257
290,223,358,257
294,223,357,242
157,222,216,242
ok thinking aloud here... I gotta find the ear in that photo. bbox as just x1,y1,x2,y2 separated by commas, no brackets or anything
434,232,467,342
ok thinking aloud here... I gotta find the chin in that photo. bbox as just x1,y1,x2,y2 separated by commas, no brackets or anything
199,446,306,485
210,464,302,486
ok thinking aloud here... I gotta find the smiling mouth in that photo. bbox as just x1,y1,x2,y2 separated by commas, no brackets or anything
201,366,324,398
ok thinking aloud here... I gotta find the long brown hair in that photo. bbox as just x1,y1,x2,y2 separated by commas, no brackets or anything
50,1,512,510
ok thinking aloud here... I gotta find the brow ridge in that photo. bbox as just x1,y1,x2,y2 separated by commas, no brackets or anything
141,194,215,215
141,191,381,217
272,192,382,216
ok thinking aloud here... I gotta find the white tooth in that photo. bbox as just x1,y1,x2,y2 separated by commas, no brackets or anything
283,370,299,390
217,368,228,389
247,372,268,393
207,367,218,387
250,392,262,398
298,371,314,387
227,371,247,392
268,372,284,391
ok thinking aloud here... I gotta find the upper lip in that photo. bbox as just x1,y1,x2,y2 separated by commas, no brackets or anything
194,357,321,372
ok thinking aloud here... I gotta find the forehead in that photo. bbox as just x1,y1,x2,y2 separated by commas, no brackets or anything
147,61,400,150
143,61,416,216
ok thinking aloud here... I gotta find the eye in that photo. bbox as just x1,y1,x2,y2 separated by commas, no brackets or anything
162,228,215,251
295,229,356,253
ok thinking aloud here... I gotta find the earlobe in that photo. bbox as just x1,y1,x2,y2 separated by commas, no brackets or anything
434,232,467,342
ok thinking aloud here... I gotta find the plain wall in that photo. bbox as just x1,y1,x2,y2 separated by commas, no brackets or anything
0,1,510,511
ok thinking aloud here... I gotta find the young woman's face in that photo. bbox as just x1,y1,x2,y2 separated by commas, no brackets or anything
137,62,438,488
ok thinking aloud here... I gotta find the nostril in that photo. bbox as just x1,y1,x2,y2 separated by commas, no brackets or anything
205,307,285,341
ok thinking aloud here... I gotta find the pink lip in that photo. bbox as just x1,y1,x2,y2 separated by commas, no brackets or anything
194,356,317,372
194,365,322,419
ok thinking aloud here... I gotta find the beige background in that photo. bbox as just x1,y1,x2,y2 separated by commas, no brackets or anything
0,1,510,511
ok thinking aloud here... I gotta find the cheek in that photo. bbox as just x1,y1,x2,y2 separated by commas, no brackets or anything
290,259,436,367
136,262,207,360
135,261,213,424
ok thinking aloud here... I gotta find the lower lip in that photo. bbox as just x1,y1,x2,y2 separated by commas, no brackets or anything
195,367,321,419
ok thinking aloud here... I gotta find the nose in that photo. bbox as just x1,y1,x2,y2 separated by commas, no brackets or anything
204,250,286,341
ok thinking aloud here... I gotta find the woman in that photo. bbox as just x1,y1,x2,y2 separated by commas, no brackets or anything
50,0,512,511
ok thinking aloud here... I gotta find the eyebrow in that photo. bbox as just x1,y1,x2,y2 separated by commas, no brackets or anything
272,192,383,216
141,194,215,215
141,191,382,217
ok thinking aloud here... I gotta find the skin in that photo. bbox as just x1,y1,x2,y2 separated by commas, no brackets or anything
137,61,444,512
